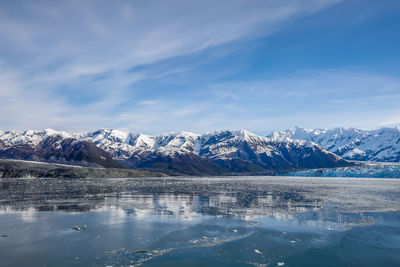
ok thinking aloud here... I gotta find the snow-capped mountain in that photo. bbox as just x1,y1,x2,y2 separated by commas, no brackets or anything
0,129,122,168
269,127,400,162
0,129,72,147
197,130,349,172
0,128,353,175
82,129,201,158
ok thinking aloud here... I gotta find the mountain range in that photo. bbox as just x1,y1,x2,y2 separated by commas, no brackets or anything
2,126,398,176
0,128,352,175
270,127,400,162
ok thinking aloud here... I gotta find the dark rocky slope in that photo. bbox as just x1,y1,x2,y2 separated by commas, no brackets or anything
0,159,166,178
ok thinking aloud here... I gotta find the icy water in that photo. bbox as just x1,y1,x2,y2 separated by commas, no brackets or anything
0,177,400,267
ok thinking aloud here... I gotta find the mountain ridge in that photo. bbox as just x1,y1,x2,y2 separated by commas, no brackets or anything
269,126,400,162
0,128,353,175
0,130,123,169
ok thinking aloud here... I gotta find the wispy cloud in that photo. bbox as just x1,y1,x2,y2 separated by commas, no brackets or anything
0,0,341,132
378,114,400,127
2,0,399,134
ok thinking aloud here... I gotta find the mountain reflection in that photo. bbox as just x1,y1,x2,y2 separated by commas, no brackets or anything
0,177,324,219
1,176,399,224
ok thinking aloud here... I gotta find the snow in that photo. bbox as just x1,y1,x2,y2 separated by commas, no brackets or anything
269,127,400,162
3,126,398,164
79,130,203,158
193,139,202,155
134,134,155,149
0,128,323,163
0,129,72,147
343,148,366,158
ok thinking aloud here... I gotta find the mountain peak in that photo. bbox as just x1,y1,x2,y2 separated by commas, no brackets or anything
88,128,129,142
237,129,254,139
269,126,400,162
0,127,355,174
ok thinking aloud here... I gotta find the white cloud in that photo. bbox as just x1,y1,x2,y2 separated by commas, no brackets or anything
378,115,400,127
1,0,341,75
0,0,348,132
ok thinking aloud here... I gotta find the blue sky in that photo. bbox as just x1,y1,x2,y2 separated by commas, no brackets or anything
0,0,399,135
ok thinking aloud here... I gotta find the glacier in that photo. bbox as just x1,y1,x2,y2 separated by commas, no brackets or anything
283,162,400,178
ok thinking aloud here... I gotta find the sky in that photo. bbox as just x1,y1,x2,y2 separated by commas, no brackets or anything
1,0,400,135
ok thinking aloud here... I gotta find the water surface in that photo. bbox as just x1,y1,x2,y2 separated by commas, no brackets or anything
1,176,400,266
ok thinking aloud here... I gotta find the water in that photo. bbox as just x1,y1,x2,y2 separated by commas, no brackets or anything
0,176,400,267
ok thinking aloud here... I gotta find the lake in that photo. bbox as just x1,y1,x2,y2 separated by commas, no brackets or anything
1,176,400,266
